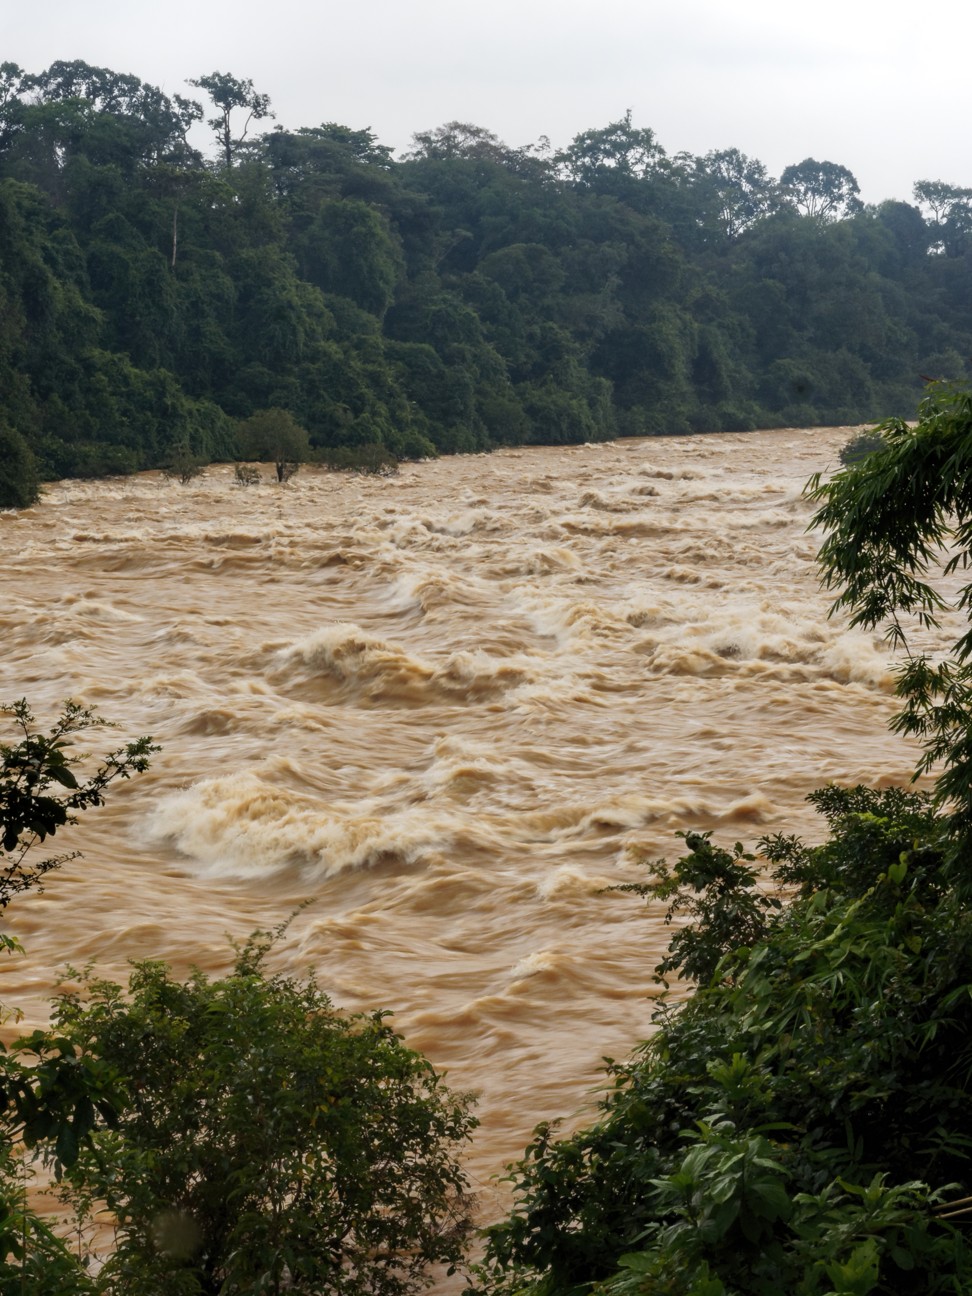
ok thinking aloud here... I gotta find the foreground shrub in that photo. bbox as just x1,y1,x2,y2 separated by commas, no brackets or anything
809,382,972,827
0,701,154,1290
476,787,972,1296
0,699,156,913
54,934,477,1296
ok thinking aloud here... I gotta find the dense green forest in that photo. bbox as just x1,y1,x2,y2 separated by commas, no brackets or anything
1,59,972,505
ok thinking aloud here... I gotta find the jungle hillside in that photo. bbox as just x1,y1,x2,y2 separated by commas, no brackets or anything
2,60,972,507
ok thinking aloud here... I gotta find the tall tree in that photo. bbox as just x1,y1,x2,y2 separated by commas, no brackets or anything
913,179,972,256
188,71,273,169
692,147,780,242
556,111,666,187
0,61,30,153
28,60,201,165
781,157,862,221
406,120,509,163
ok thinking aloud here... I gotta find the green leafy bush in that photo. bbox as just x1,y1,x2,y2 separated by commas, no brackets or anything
0,700,156,912
53,935,477,1296
233,463,262,487
477,788,972,1296
613,832,782,986
809,383,972,828
0,701,154,1289
322,443,400,474
0,703,475,1293
838,430,885,466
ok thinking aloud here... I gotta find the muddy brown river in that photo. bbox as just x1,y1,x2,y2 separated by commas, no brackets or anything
0,427,930,1246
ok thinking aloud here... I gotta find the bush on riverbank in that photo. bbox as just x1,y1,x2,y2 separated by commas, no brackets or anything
0,705,475,1295
475,787,972,1296
476,387,972,1295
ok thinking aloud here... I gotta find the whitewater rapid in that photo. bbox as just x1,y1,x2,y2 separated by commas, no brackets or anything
0,427,931,1238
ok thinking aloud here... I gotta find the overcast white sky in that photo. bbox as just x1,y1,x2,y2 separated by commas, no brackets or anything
4,0,970,205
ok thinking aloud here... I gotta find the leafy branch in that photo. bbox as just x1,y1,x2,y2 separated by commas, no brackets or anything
807,382,972,828
0,699,157,911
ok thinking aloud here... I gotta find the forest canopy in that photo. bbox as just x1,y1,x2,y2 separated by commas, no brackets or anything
1,59,971,505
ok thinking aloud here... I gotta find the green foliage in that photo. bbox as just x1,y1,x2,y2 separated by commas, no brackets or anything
695,148,781,243
808,383,972,828
299,198,404,316
0,699,156,911
614,833,782,986
0,1028,123,1178
913,180,972,257
3,60,969,490
0,1152,97,1296
52,934,477,1296
0,61,967,483
0,703,475,1294
233,462,262,487
187,71,272,170
479,388,972,1295
0,701,154,1287
0,420,39,507
781,158,863,221
762,784,948,903
162,442,206,484
321,443,400,474
237,407,310,482
838,429,886,466
477,787,972,1296
555,111,666,188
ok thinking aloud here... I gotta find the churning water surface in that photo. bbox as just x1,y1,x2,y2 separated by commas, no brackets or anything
0,426,933,1236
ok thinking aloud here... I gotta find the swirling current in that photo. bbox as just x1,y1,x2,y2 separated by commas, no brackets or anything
0,427,940,1263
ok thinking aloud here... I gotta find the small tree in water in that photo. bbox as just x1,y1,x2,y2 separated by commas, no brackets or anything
236,408,310,483
161,442,206,485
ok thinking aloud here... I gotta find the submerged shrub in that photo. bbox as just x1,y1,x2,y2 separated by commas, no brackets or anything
161,443,206,484
322,443,400,474
838,428,885,466
233,462,262,487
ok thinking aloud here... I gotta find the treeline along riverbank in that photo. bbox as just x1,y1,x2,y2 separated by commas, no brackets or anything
1,61,971,506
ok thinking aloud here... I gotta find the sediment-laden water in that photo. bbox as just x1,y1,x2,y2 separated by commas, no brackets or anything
0,427,932,1235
